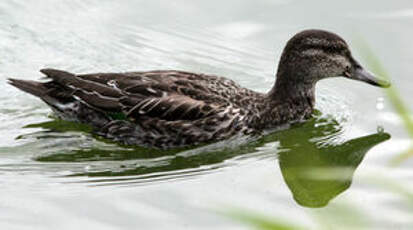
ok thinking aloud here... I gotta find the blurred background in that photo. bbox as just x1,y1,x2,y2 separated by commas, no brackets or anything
0,0,412,229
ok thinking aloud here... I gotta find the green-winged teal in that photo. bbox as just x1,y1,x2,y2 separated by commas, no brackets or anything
8,29,390,149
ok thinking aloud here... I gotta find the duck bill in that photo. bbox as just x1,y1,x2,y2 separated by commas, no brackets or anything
350,67,391,88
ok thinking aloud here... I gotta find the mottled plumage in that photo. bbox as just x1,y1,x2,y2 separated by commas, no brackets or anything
8,29,390,149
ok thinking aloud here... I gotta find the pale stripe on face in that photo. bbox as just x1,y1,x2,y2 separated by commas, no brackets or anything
299,39,351,80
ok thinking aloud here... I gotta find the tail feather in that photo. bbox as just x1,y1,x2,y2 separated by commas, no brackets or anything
40,68,122,98
8,71,113,128
8,78,48,97
40,68,77,85
8,78,65,109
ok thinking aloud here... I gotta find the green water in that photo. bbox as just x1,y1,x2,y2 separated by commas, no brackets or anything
0,0,412,229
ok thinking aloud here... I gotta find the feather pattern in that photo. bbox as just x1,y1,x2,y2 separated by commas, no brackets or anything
10,68,290,149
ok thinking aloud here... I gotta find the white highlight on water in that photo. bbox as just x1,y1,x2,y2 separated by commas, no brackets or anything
376,97,385,111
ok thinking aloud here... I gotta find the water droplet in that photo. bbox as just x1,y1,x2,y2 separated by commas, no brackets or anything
376,97,384,110
377,125,384,133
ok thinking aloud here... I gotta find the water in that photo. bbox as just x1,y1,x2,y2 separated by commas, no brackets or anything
376,97,385,111
1,0,412,229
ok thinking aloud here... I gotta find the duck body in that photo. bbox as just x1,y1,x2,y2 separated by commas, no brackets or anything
9,69,312,149
9,29,389,149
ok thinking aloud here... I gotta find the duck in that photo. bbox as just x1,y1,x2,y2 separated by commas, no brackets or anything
8,29,390,149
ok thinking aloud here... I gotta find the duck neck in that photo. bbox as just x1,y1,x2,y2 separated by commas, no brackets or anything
268,74,316,107
262,70,316,126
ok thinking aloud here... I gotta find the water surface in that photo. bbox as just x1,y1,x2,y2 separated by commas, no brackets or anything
1,0,412,229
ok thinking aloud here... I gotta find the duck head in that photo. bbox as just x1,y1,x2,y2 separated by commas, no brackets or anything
270,29,390,101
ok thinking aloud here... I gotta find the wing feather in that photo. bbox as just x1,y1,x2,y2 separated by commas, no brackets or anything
40,69,244,122
125,94,217,121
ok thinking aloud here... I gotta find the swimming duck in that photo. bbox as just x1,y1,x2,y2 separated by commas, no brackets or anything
8,29,390,149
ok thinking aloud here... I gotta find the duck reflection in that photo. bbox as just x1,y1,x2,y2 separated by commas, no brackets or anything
274,116,390,208
25,113,389,207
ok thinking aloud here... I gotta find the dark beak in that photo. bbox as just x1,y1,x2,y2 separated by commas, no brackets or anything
344,59,391,88
351,67,391,88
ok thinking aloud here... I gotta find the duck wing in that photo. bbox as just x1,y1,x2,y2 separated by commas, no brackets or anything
38,69,233,122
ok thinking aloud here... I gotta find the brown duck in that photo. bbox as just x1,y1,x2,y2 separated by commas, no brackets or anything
8,29,390,149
